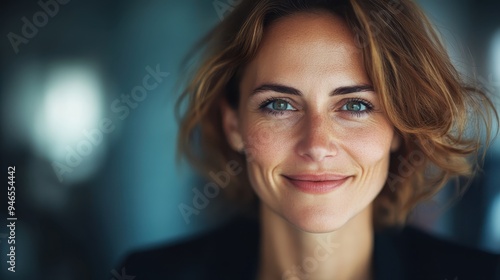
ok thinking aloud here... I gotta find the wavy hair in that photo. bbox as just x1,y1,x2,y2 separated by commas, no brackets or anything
176,0,498,228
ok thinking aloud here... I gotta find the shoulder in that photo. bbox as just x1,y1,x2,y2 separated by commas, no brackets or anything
375,226,500,280
118,216,260,280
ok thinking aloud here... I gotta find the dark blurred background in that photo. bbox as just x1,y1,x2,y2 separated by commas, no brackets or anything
0,0,499,279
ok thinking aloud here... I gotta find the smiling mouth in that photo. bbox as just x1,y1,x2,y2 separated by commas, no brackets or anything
283,174,351,194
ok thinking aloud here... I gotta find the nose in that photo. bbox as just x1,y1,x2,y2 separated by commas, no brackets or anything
296,112,339,162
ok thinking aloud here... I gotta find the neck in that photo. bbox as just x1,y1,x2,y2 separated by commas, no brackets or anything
256,204,374,280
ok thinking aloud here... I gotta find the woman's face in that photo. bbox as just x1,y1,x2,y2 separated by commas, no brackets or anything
222,11,400,232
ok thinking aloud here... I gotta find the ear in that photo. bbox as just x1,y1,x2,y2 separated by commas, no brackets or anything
221,100,244,152
390,131,401,152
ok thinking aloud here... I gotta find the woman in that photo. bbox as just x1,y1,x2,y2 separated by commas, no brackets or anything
121,0,500,279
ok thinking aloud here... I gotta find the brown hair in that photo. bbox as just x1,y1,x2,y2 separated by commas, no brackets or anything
176,0,498,228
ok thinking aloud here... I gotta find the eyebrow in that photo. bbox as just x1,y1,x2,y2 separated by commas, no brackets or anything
251,83,374,96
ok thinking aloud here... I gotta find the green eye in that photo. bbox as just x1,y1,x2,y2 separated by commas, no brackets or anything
342,101,367,111
271,100,291,110
258,98,297,116
340,99,374,117
265,99,295,111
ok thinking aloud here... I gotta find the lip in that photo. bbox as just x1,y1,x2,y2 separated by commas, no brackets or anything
283,174,351,194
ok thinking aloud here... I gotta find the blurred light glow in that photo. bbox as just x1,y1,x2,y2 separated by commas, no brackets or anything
485,28,500,251
484,194,500,251
488,29,500,154
44,76,101,143
492,29,500,81
33,62,105,183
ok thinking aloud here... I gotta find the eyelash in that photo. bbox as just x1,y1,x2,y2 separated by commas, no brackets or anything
341,98,375,117
258,97,375,117
258,97,295,116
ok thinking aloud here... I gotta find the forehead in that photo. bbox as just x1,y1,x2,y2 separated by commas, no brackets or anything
241,11,367,89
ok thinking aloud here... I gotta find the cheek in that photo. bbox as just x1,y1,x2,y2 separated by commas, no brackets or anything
341,121,394,197
341,119,395,164
240,121,293,201
241,119,293,164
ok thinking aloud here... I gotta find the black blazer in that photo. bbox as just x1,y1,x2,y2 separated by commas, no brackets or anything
120,216,500,280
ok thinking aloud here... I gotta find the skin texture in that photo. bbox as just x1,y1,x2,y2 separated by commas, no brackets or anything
222,11,400,280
